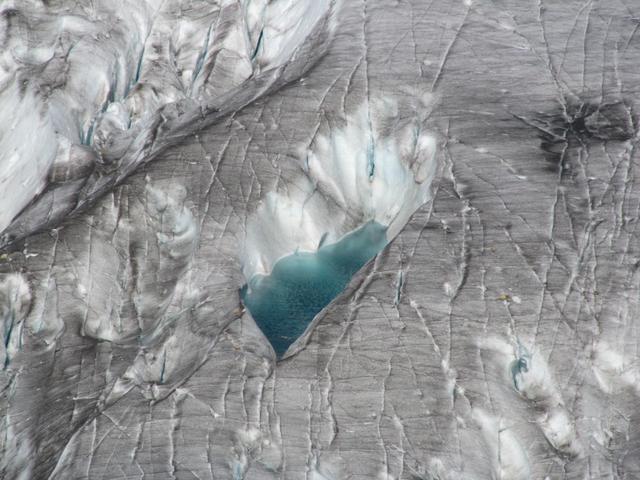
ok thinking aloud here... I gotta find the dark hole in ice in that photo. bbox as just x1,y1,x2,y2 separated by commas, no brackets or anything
241,221,388,357
537,100,636,173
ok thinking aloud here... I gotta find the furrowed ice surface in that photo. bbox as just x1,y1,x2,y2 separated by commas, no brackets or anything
78,182,198,343
0,274,31,369
3,0,640,478
0,0,337,245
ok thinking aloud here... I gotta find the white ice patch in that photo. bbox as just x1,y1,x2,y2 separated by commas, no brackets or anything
0,413,34,480
0,274,31,369
255,0,333,69
472,409,530,480
591,340,640,395
242,97,437,279
481,337,583,457
0,84,57,233
228,426,283,478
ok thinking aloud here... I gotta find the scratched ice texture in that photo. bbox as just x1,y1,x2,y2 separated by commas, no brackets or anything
2,0,640,479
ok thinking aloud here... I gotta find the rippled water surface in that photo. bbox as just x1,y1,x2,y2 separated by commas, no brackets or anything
241,221,388,356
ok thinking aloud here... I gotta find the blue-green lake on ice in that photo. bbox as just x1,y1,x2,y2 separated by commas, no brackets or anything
241,221,388,357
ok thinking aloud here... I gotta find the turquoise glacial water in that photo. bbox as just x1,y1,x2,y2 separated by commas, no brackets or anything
241,221,388,357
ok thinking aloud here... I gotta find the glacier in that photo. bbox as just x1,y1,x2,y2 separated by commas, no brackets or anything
2,0,640,478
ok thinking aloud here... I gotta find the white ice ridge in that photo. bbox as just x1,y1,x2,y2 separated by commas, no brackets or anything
0,0,337,244
591,340,640,395
0,274,31,370
242,96,438,280
472,409,530,480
